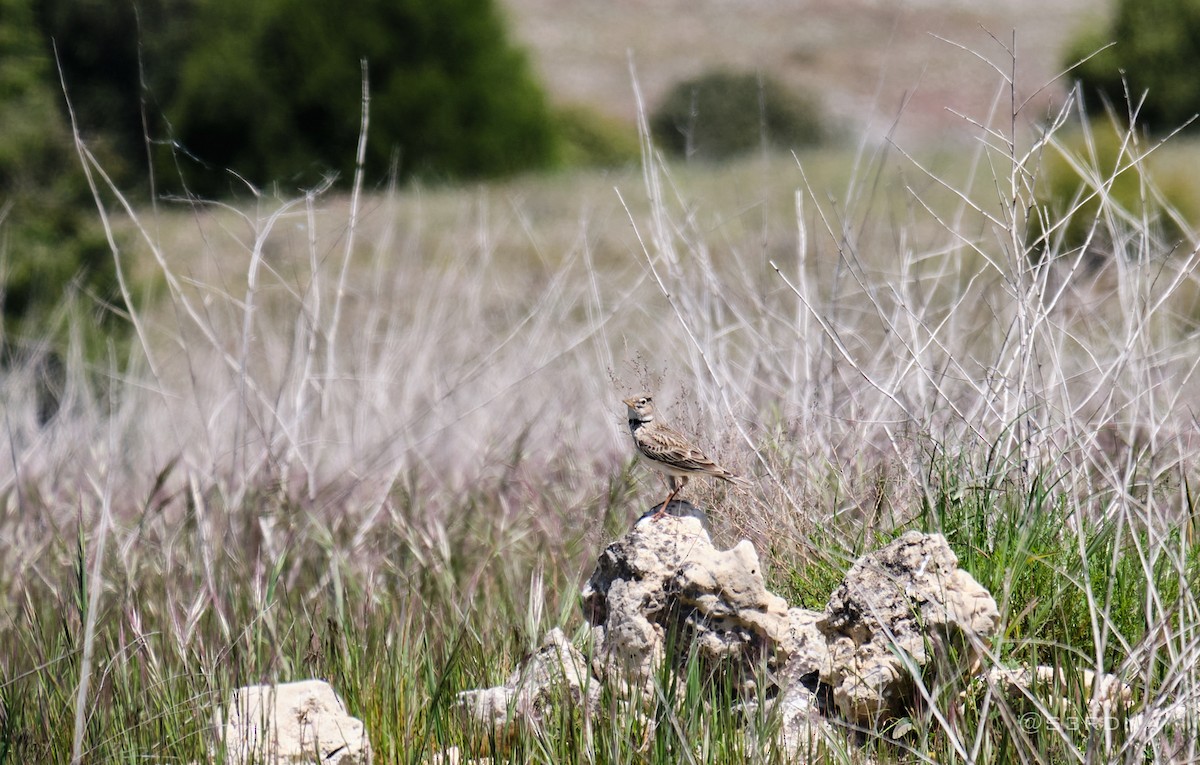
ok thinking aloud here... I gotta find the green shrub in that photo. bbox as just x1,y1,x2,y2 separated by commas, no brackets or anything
24,0,560,196
166,0,559,195
1029,121,1195,260
650,70,823,161
32,0,196,191
552,105,640,169
1067,0,1200,134
1,0,135,403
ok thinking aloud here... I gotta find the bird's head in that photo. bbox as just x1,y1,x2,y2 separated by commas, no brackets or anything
623,394,655,423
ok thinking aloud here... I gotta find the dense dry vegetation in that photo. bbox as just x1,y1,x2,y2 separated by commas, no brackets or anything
4,42,1200,762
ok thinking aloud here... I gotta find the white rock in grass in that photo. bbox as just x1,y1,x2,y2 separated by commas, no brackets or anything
219,679,371,764
820,531,1000,727
774,681,843,761
454,627,598,736
1126,698,1200,764
988,665,1133,726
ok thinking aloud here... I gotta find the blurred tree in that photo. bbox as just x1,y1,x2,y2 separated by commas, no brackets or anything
651,70,823,162
1,0,132,416
1068,0,1200,133
167,0,558,194
1,0,119,331
33,0,198,189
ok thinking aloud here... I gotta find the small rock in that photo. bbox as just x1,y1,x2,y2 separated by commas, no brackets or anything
454,627,597,737
988,665,1132,720
1126,698,1200,764
454,686,517,736
820,531,1000,727
219,679,371,764
773,680,842,760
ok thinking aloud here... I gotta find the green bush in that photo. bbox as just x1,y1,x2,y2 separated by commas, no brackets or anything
650,70,823,161
25,0,560,195
552,105,640,169
1,0,145,421
1,0,127,352
1067,0,1200,134
32,0,196,190
166,0,559,194
1030,121,1195,259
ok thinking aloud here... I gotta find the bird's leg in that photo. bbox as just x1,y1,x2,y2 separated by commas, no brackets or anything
652,476,686,519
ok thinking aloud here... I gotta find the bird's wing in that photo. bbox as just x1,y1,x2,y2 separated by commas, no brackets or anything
639,426,736,479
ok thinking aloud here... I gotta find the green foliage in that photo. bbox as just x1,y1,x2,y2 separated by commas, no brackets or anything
25,0,560,195
32,0,197,188
552,105,640,169
650,69,823,161
167,0,559,195
1028,121,1196,258
1067,0,1200,133
920,452,1198,675
0,0,129,364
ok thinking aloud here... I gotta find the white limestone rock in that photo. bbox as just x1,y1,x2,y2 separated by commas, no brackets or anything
580,513,810,697
820,530,1000,727
219,679,371,764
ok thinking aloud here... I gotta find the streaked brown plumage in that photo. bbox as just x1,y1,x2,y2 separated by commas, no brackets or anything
623,393,742,517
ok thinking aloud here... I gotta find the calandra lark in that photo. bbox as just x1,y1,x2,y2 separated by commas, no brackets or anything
623,393,744,517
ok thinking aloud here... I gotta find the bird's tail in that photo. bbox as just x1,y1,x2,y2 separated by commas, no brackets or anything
722,473,752,490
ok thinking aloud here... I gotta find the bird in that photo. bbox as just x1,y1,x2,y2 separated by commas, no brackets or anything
622,393,744,519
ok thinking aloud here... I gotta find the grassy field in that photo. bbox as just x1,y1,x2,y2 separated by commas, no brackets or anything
4,73,1200,762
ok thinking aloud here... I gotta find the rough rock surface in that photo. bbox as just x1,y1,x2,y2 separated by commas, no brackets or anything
220,679,371,764
766,679,843,760
819,530,1000,727
449,521,1008,763
581,512,808,696
455,627,597,736
778,607,830,681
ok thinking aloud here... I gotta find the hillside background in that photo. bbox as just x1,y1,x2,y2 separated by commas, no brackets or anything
502,0,1107,144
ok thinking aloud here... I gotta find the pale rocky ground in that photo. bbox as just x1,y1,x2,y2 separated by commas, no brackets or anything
221,513,1188,763
442,511,1148,762
502,0,1110,146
